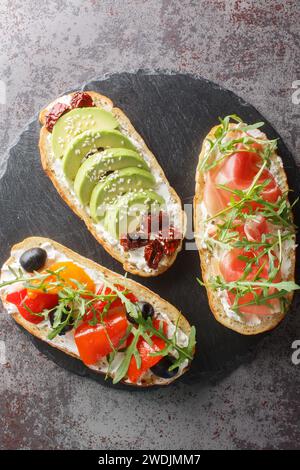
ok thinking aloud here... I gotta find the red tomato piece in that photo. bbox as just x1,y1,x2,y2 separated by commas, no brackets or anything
74,308,128,365
6,289,59,324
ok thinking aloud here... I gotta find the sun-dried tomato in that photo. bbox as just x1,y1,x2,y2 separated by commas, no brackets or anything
120,233,148,251
144,240,164,269
120,215,181,268
45,102,70,132
141,211,169,236
158,226,181,256
70,91,94,108
45,92,95,132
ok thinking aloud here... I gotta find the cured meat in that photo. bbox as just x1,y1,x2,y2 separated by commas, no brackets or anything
203,146,281,217
219,247,281,315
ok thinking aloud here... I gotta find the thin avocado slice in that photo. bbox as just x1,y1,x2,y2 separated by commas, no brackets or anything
104,190,164,239
52,107,119,159
74,148,149,206
62,129,136,181
90,167,156,222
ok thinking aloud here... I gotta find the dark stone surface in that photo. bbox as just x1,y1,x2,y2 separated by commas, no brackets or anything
5,72,298,389
0,0,299,451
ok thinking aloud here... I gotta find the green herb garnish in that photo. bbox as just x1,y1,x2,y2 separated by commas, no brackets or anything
1,268,196,383
198,114,299,316
199,115,276,173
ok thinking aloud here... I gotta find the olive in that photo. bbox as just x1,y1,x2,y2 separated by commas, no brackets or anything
137,301,154,320
126,311,138,325
20,247,47,272
126,301,155,325
150,356,179,379
49,310,73,336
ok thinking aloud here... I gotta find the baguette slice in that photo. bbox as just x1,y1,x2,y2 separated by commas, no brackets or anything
39,91,185,277
0,237,193,386
194,123,296,335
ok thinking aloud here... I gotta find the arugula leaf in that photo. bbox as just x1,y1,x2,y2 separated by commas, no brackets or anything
2,265,196,383
112,328,141,384
199,115,277,173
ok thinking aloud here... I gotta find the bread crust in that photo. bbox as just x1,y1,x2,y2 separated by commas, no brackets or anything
194,124,296,335
39,91,185,277
0,237,192,387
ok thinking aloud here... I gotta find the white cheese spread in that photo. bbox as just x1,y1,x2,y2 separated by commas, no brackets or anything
199,124,295,325
0,242,189,383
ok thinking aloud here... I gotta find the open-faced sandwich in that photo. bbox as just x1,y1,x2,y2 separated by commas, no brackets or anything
194,115,299,335
39,91,184,277
0,237,195,386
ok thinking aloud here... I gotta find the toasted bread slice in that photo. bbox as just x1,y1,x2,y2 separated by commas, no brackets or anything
39,91,185,277
0,237,193,386
194,123,296,335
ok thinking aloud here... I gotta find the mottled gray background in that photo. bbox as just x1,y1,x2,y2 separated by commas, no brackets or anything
0,0,299,450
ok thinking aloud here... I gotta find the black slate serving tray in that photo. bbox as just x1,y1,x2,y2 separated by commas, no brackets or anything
1,72,299,389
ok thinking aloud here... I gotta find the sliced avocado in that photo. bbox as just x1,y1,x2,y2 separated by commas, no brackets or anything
62,129,136,181
52,107,119,159
104,190,164,239
90,167,156,222
74,148,149,206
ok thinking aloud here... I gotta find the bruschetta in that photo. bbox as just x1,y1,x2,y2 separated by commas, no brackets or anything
0,237,195,386
39,91,185,277
194,114,298,335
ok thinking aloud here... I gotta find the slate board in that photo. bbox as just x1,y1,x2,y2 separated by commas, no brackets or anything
1,72,299,389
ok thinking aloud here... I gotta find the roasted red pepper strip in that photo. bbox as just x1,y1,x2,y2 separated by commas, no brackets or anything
127,319,168,383
6,289,59,324
74,307,128,365
220,248,281,316
84,283,138,323
77,283,138,365
98,283,138,304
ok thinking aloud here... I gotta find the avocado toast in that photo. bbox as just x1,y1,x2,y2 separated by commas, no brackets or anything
39,91,185,277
